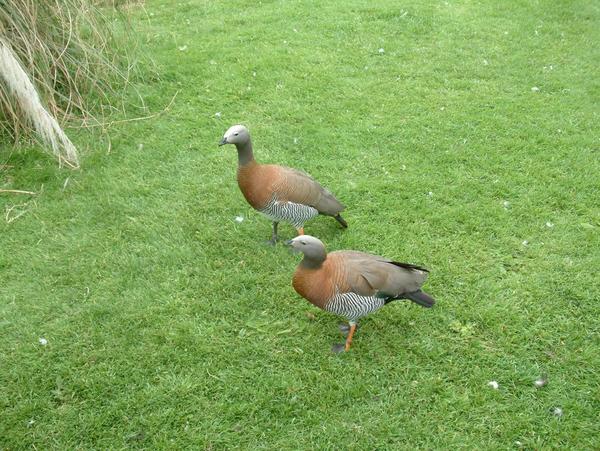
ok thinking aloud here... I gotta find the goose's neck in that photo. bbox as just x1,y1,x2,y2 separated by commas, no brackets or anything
300,254,327,269
236,140,255,167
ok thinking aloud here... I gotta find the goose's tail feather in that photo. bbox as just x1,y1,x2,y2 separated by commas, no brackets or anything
403,290,435,308
333,213,348,228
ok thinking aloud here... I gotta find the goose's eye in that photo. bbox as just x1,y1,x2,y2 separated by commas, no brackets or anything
300,240,307,245
234,132,239,136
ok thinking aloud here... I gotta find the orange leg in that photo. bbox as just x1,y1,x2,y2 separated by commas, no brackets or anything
296,227,305,236
344,323,357,351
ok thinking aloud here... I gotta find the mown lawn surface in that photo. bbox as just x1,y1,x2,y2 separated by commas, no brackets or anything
1,0,599,448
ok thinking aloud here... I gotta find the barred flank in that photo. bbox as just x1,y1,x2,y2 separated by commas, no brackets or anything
325,293,385,322
260,197,319,228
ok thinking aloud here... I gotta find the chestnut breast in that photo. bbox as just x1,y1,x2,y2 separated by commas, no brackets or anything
292,256,349,310
237,163,280,210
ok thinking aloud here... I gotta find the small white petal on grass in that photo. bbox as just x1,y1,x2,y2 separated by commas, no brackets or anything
178,45,188,51
522,240,529,246
27,419,35,427
39,337,48,346
551,407,563,417
487,380,499,389
483,59,489,65
427,191,433,197
401,164,406,170
293,28,298,33
252,71,257,77
531,86,540,92
234,216,244,223
515,441,523,448
378,48,385,54
137,143,144,151
545,221,554,228
215,112,222,118
503,200,511,209
293,138,298,144
534,376,548,388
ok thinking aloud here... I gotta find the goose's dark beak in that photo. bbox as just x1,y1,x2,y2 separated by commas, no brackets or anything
218,137,228,146
284,240,293,246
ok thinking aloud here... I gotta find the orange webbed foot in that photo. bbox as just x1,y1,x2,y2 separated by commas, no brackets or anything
344,323,357,351
332,323,357,353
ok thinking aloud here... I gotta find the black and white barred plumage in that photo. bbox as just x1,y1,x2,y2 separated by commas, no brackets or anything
325,292,386,322
259,196,319,229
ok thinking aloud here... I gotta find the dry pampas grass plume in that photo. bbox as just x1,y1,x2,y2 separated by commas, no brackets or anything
0,38,79,168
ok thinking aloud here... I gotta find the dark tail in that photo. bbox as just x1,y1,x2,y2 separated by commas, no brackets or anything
389,261,429,273
333,213,348,228
402,290,435,308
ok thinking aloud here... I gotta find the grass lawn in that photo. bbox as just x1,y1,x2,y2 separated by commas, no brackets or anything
1,0,599,448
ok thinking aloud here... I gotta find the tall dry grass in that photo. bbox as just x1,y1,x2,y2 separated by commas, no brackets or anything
0,38,79,167
0,0,143,167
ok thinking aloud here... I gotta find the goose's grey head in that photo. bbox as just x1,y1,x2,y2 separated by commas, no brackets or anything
286,235,327,262
219,125,250,147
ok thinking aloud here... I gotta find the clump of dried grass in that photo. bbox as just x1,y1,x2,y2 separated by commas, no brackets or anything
0,0,143,167
0,38,79,167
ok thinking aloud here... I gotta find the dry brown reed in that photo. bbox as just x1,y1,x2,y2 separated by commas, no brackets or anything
0,0,144,167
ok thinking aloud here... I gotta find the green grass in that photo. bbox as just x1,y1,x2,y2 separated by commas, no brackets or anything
1,0,599,448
